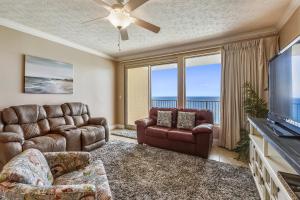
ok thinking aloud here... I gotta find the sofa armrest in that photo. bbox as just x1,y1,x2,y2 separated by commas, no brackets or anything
135,118,155,128
193,124,214,158
88,117,107,126
43,152,91,178
88,117,109,142
0,182,96,200
192,124,213,135
0,132,24,144
135,118,155,144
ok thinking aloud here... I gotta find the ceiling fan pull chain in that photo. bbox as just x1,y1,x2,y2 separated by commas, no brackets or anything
118,31,121,52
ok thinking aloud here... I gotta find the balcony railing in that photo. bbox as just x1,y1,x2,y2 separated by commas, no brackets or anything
152,99,177,108
151,99,220,124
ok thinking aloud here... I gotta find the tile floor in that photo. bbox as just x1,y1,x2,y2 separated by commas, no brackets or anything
110,134,247,167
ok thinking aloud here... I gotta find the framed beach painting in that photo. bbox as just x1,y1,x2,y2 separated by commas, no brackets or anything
24,55,73,94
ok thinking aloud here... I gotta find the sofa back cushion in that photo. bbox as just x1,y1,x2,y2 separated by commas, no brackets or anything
44,105,67,130
149,108,177,128
178,109,214,125
62,103,90,127
0,148,53,186
2,108,19,125
2,105,50,140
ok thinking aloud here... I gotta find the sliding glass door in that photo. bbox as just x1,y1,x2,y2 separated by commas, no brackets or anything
151,63,178,108
185,54,221,123
124,53,222,128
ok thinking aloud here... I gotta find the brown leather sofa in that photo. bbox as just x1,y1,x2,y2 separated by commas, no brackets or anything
135,108,214,158
0,102,109,170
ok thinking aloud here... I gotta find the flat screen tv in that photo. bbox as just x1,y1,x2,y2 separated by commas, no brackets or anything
268,38,300,135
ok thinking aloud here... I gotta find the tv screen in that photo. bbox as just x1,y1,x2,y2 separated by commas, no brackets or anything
269,41,300,133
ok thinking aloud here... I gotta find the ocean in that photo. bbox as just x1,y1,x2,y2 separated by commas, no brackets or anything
292,98,300,122
25,76,73,94
152,96,220,101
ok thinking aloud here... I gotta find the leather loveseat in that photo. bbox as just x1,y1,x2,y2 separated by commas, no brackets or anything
135,108,214,158
0,102,109,170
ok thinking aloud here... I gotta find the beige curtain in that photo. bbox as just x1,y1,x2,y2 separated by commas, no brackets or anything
219,36,279,150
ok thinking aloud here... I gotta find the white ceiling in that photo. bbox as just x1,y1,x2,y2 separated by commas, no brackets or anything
0,0,295,59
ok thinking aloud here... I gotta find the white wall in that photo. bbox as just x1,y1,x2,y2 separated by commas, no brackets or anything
0,25,117,125
280,7,300,49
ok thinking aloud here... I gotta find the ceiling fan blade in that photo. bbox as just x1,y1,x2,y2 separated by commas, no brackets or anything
133,18,160,33
93,0,113,10
81,16,108,24
124,0,149,11
120,28,129,40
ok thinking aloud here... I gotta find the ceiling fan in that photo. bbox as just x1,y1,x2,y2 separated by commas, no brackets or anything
84,0,160,41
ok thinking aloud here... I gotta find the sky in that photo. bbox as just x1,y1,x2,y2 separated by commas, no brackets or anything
25,55,73,80
151,63,221,97
292,55,300,98
291,43,300,98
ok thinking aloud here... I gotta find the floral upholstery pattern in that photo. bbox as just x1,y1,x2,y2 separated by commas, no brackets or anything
0,181,96,200
0,150,112,200
44,152,91,178
157,111,172,128
0,149,53,187
177,111,196,130
54,160,112,200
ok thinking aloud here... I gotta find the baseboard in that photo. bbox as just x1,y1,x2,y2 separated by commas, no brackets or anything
110,124,125,130
213,138,219,146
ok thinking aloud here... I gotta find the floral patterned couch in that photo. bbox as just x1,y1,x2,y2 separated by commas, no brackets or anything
0,149,112,200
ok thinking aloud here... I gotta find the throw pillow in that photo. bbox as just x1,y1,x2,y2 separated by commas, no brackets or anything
157,111,172,128
177,111,196,130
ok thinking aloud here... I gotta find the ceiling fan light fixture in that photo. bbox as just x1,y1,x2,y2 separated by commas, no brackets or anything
108,8,133,29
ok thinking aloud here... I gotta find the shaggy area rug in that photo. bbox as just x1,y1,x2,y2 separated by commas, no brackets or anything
91,141,259,200
111,129,137,139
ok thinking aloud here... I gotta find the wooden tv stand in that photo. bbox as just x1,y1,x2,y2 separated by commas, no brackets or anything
248,117,300,200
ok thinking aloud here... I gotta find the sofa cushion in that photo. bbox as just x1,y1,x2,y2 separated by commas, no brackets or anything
66,103,87,116
62,103,90,127
3,106,48,139
0,149,53,186
157,111,172,128
177,111,196,130
48,117,67,130
22,134,66,152
4,125,24,138
80,126,105,146
38,119,51,135
73,116,85,127
145,126,171,139
2,108,19,125
0,132,24,143
54,160,112,200
168,129,196,143
12,105,46,124
43,105,64,118
21,123,41,139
